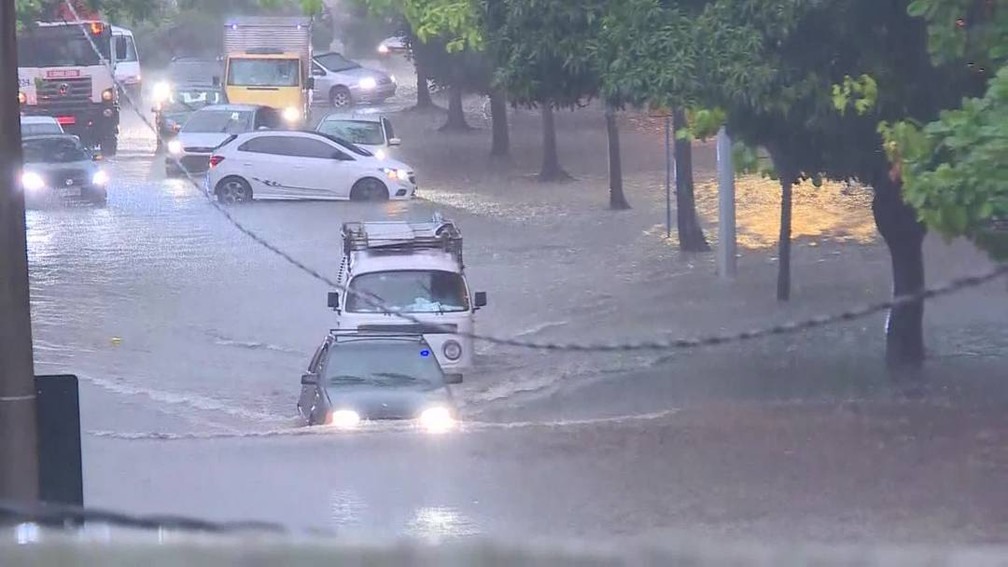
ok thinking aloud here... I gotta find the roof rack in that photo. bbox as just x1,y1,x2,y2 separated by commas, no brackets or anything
341,213,463,267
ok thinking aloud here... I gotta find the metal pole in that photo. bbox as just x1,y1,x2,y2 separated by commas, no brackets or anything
0,4,40,503
716,127,737,279
664,115,671,239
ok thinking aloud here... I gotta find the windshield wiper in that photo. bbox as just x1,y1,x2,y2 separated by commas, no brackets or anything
328,374,367,384
372,372,417,382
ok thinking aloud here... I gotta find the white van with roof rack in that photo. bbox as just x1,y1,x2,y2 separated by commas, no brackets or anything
327,214,487,382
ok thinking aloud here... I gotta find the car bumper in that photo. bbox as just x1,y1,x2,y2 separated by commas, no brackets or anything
24,184,106,206
350,83,397,104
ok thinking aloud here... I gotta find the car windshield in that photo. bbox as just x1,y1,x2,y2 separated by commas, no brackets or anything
182,110,253,134
316,53,360,72
346,270,469,313
21,122,63,136
163,88,223,112
322,342,444,391
21,137,89,163
227,58,299,87
316,132,374,157
317,119,385,146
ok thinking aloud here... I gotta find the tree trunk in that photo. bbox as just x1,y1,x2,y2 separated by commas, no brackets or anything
605,102,630,210
538,105,569,182
872,176,928,369
439,85,470,131
489,89,509,157
414,59,435,109
672,108,710,251
777,176,794,301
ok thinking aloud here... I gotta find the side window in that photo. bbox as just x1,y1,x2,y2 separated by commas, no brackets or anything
237,136,290,155
382,118,395,140
308,342,328,373
288,137,345,160
115,36,128,61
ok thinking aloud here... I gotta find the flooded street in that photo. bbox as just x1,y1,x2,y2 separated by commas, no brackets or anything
23,90,1008,542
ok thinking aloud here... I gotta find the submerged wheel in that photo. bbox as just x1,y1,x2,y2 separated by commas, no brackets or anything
215,176,252,204
349,177,389,202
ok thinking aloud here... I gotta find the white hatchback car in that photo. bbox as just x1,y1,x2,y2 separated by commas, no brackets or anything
206,130,417,203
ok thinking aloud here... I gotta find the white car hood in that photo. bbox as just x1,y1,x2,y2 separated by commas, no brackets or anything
176,132,233,150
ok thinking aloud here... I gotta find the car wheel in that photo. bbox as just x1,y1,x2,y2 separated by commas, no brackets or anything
91,189,108,208
350,177,389,202
329,86,352,108
215,176,253,204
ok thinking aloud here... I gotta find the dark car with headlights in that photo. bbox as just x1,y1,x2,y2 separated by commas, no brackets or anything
297,332,458,431
21,135,108,207
152,83,226,151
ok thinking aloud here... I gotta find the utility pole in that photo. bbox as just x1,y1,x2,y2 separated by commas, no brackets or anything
716,127,737,279
0,1,40,503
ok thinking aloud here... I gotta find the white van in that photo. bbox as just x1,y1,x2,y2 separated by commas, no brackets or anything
111,26,141,100
328,216,487,382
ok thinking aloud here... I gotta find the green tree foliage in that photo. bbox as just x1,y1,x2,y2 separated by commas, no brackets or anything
880,0,1008,258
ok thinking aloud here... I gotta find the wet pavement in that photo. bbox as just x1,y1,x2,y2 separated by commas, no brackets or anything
24,83,1008,543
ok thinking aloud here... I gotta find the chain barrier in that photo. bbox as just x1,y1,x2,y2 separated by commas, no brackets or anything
0,499,290,534
61,2,1008,354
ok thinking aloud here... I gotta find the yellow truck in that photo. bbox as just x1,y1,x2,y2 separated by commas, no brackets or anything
220,17,313,127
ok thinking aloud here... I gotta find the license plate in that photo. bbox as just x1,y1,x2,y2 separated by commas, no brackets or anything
58,187,81,198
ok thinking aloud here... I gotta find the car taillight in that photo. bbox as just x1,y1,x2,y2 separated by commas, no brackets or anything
209,155,224,168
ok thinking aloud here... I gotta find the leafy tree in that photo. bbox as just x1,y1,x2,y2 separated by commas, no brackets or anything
879,0,1008,259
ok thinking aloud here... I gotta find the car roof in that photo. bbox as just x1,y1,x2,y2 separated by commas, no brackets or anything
194,104,261,113
21,134,81,143
20,116,60,124
319,112,383,123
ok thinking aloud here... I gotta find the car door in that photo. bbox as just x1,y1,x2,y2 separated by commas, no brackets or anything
299,340,330,423
234,135,301,199
284,136,357,199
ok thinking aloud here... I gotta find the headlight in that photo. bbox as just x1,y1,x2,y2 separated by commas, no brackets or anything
378,44,390,54
329,409,361,429
101,88,115,102
167,140,183,155
442,340,462,361
18,92,26,104
91,170,109,185
152,81,171,103
21,171,45,191
374,148,387,160
418,407,456,434
358,77,377,90
390,74,397,84
282,106,300,123
380,167,409,181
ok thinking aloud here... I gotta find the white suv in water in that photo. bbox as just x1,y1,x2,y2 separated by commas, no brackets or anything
206,130,416,203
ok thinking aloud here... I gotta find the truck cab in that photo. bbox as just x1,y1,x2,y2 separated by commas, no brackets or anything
328,216,487,382
17,21,121,155
221,18,313,127
111,26,141,101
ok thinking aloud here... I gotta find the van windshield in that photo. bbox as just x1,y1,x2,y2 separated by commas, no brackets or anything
346,270,469,313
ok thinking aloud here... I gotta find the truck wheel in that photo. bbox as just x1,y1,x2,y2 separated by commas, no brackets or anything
100,136,118,157
330,86,352,108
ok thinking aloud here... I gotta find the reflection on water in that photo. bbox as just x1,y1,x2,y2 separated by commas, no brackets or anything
406,506,479,540
329,489,367,529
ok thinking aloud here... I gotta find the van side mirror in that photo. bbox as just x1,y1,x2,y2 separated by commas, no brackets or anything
327,291,340,310
212,76,221,87
388,137,401,147
474,291,487,308
306,77,316,90
300,373,318,385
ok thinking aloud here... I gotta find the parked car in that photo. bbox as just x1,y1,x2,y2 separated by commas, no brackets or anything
315,111,400,160
165,104,282,177
377,35,409,57
311,52,397,108
206,130,416,202
21,134,109,207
